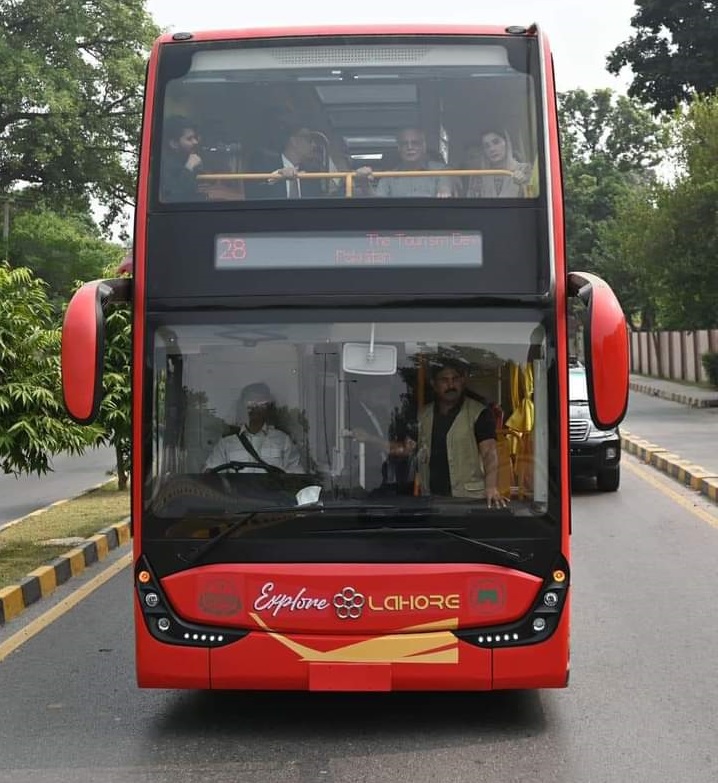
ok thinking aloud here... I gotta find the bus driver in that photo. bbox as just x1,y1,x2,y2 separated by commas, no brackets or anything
204,383,303,473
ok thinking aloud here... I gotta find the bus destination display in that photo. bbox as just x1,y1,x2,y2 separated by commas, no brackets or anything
215,231,483,270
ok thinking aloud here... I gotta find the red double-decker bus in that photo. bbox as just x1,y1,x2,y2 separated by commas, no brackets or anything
61,24,628,691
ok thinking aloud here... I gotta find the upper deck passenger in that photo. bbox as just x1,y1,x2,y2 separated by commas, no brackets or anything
464,129,533,198
355,128,453,199
246,125,322,199
159,116,206,203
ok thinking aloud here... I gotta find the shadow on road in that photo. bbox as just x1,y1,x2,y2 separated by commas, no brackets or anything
150,687,549,752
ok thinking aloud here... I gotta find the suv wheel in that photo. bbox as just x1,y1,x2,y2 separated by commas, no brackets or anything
597,466,620,492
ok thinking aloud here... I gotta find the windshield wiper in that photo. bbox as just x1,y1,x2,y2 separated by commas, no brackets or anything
306,525,533,564
178,503,399,567
179,504,321,567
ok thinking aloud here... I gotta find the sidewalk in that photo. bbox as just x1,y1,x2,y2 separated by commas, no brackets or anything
622,375,718,503
630,374,718,408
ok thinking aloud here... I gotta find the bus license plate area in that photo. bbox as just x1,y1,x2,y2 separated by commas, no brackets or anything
309,663,392,691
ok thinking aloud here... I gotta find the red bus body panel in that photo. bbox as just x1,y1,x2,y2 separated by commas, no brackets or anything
161,563,542,633
157,25,516,44
134,563,569,691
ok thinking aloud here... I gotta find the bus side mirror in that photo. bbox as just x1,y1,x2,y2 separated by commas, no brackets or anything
568,271,629,430
61,278,131,424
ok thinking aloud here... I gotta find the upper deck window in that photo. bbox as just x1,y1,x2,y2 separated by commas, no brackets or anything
153,38,541,205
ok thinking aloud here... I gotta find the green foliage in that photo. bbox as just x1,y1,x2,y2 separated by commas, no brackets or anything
8,207,125,307
0,0,160,224
592,95,718,331
93,264,132,489
702,353,718,388
607,1,718,114
558,89,667,272
0,262,99,475
592,185,665,330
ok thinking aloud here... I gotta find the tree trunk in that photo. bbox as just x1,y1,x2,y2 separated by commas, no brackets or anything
116,443,128,491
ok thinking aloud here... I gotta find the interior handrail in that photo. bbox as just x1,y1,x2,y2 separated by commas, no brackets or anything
196,168,516,197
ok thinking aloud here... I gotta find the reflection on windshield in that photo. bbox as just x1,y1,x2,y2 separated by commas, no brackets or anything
148,318,549,535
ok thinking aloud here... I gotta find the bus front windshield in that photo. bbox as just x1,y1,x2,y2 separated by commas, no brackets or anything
154,39,541,204
146,314,552,544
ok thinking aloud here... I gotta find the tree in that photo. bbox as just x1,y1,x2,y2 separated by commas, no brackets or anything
0,0,160,225
592,185,666,331
8,206,124,308
592,95,718,333
645,95,718,329
607,1,718,114
558,89,666,272
0,262,100,475
94,264,132,490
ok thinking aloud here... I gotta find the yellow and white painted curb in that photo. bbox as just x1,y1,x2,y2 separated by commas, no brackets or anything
621,431,718,504
0,520,131,626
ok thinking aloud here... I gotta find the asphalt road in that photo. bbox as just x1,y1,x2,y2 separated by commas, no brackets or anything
1,452,717,783
0,447,116,527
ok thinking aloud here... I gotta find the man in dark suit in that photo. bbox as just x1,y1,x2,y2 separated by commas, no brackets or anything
246,125,322,199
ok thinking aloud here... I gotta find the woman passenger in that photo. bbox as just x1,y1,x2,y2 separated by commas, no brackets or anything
464,130,533,198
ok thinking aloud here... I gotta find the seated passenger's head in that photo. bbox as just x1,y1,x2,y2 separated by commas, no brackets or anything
396,127,428,167
238,382,275,430
279,124,314,164
480,130,512,166
164,116,200,157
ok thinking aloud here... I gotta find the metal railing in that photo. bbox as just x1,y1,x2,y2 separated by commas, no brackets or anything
196,168,519,198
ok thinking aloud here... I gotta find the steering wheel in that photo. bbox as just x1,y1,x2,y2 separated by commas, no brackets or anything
208,461,286,475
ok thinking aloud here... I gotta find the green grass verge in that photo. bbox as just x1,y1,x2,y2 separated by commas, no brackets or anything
0,480,130,587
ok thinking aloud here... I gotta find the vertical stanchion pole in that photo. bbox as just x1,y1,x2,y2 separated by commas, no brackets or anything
413,355,426,496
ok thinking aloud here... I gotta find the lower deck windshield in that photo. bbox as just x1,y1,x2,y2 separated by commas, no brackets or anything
145,313,555,558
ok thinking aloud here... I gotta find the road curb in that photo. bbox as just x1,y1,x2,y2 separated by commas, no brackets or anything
0,520,131,626
629,380,718,408
621,431,718,504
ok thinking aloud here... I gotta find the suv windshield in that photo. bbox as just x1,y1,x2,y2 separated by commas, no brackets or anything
569,367,588,403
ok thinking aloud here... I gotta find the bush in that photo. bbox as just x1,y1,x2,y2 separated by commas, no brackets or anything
702,352,718,388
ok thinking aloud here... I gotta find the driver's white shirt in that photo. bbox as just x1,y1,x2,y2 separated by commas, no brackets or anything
204,424,303,473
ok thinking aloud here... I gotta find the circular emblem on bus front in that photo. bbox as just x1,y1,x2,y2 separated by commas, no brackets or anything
333,586,365,619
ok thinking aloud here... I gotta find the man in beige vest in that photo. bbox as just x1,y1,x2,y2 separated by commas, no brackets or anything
417,360,506,507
